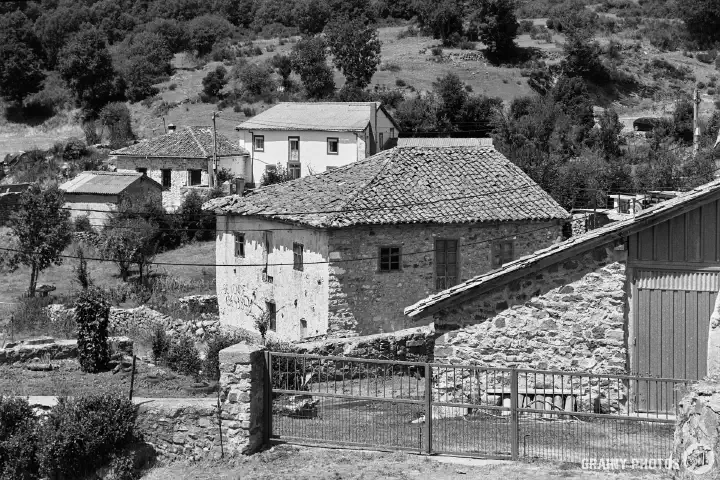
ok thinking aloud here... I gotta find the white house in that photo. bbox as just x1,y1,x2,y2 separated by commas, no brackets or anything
235,102,401,185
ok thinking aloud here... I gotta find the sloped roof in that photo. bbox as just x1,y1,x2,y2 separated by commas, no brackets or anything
60,171,160,195
203,146,570,228
236,102,379,132
397,138,493,147
110,126,247,158
404,178,720,319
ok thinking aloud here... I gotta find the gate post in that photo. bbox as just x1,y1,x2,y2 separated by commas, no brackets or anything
264,350,273,446
424,363,433,455
510,368,519,461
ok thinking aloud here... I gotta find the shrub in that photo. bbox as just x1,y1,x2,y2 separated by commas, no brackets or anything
107,452,138,480
431,46,443,56
395,78,407,87
709,88,716,95
75,287,111,373
202,65,228,98
168,83,177,91
0,396,38,480
519,19,534,33
63,137,88,160
37,393,138,480
459,40,476,50
165,335,201,376
379,61,401,72
698,81,707,89
242,106,256,117
397,25,418,39
150,325,170,363
74,214,93,233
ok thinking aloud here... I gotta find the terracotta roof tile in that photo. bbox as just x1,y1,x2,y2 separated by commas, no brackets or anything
111,126,247,158
204,146,570,228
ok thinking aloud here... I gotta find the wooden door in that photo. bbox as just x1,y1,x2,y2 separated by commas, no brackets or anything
633,270,717,412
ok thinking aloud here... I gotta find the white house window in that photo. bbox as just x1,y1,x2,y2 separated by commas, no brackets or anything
491,240,514,268
379,246,401,272
293,242,304,271
234,232,244,258
188,169,202,186
327,137,339,155
288,136,300,162
266,302,276,331
253,135,264,151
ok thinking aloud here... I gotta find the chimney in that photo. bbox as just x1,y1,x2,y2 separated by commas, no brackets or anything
167,124,176,133
234,177,245,196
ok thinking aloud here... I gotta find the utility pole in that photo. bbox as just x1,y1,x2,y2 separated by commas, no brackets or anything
211,111,219,188
693,87,701,156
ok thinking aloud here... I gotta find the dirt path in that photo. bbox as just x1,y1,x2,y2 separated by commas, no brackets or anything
142,445,672,480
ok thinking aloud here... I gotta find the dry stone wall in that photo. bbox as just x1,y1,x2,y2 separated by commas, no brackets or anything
327,221,563,336
674,380,720,478
0,336,133,364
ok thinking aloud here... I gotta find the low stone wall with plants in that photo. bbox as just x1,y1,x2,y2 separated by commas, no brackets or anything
0,336,132,364
674,379,720,478
292,325,437,363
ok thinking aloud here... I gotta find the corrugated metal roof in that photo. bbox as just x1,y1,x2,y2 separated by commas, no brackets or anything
404,178,720,318
236,102,379,132
111,126,248,158
60,171,158,195
397,138,493,147
204,145,570,228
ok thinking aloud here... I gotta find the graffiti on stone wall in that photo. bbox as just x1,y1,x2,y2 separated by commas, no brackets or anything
220,283,255,310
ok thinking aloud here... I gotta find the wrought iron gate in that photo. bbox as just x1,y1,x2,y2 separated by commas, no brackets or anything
267,352,688,462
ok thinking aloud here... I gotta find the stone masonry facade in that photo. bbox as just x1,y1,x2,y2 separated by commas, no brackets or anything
115,156,209,211
433,243,628,373
327,221,563,336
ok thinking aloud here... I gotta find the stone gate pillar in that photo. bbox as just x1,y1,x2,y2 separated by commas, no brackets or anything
706,293,720,377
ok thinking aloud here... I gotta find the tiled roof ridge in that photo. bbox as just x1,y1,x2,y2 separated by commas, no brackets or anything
86,170,141,176
324,150,395,226
186,126,208,157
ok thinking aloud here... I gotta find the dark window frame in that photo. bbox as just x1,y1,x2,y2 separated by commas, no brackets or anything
161,169,171,189
188,169,202,186
288,136,300,162
136,167,147,175
288,162,301,179
293,242,304,271
253,135,265,152
435,238,459,290
327,137,339,155
266,301,276,331
234,232,245,258
378,246,402,272
491,240,514,268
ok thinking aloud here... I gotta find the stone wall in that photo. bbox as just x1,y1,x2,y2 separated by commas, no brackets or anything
293,325,436,363
327,221,563,336
0,336,133,364
675,380,720,478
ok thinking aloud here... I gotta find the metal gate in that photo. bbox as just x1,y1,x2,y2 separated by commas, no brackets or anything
267,352,688,462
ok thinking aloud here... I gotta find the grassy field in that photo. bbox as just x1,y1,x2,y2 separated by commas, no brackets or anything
0,236,216,305
142,444,672,480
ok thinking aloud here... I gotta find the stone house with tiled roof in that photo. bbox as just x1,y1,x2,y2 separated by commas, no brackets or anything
403,178,720,413
59,171,162,226
111,126,249,211
236,102,400,185
203,144,570,340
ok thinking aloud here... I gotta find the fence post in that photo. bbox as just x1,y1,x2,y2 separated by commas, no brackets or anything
510,368,519,461
264,350,273,447
424,363,432,455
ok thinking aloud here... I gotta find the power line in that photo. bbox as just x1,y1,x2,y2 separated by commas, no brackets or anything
0,223,560,269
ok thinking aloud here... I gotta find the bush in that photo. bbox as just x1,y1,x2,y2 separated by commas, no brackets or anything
698,81,707,89
75,287,111,373
63,137,88,160
107,452,138,480
395,78,407,87
150,325,170,363
431,46,443,56
202,65,228,98
519,19,534,33
37,394,138,480
165,335,201,376
242,106,256,117
74,214,93,233
379,61,401,72
0,396,38,480
459,40,476,50
168,83,177,91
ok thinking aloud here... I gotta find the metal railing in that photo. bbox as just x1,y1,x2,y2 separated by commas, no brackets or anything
267,352,690,463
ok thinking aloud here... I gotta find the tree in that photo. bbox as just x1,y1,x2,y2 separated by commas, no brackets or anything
3,184,72,297
680,0,720,46
99,102,135,149
178,190,216,241
212,0,256,27
0,42,45,103
115,32,173,103
294,0,330,35
235,63,274,96
99,217,158,282
58,27,119,116
672,98,694,144
416,0,464,45
433,72,467,127
187,14,234,56
589,108,624,159
122,57,160,102
75,287,111,373
143,18,190,53
560,25,607,82
468,0,519,57
327,0,375,24
202,65,228,98
271,54,293,89
325,16,381,89
34,6,90,69
290,36,335,98
89,0,136,44
394,96,438,133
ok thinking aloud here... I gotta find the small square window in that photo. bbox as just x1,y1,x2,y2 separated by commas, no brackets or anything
266,302,276,331
288,162,301,179
293,242,303,271
136,167,147,175
379,246,401,272
234,232,244,258
253,135,264,151
161,169,171,189
492,240,514,268
188,169,202,186
327,137,339,154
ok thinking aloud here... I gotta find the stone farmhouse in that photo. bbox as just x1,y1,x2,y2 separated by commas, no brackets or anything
405,178,720,412
203,143,570,341
235,102,401,185
59,171,162,226
111,126,249,211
